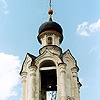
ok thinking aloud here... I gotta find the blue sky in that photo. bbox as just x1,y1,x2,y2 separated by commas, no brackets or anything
0,0,100,100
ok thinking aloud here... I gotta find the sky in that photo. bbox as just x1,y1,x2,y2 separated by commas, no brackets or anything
0,0,100,100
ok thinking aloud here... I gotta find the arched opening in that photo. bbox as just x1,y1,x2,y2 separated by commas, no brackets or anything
47,37,52,45
40,60,57,100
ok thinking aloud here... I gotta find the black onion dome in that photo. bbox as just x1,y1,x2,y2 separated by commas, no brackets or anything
38,18,63,35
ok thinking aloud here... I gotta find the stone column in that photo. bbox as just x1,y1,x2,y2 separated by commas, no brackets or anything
58,63,66,100
71,67,79,100
29,65,37,100
21,71,27,100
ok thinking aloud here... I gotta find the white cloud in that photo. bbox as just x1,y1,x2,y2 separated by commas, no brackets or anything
1,0,9,15
88,46,100,58
2,0,8,9
79,78,88,90
79,30,90,37
88,46,98,54
77,19,100,36
0,52,21,100
99,51,100,58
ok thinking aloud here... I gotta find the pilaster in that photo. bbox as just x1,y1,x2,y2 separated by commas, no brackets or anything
29,65,37,100
21,71,27,100
71,67,79,100
58,63,66,100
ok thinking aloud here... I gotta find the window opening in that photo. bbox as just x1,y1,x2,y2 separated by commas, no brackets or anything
48,37,52,44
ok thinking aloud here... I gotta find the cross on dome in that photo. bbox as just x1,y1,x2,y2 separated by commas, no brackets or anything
48,0,53,20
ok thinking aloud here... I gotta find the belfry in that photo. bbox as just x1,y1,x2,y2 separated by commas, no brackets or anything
20,1,82,100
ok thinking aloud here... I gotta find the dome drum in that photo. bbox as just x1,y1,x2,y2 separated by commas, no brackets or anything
37,30,63,44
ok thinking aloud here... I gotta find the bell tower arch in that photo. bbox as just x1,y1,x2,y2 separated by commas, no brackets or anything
40,60,57,100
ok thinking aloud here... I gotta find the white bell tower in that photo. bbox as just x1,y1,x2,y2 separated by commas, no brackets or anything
20,1,82,100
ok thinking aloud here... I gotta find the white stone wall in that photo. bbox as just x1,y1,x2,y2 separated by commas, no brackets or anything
20,48,81,100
